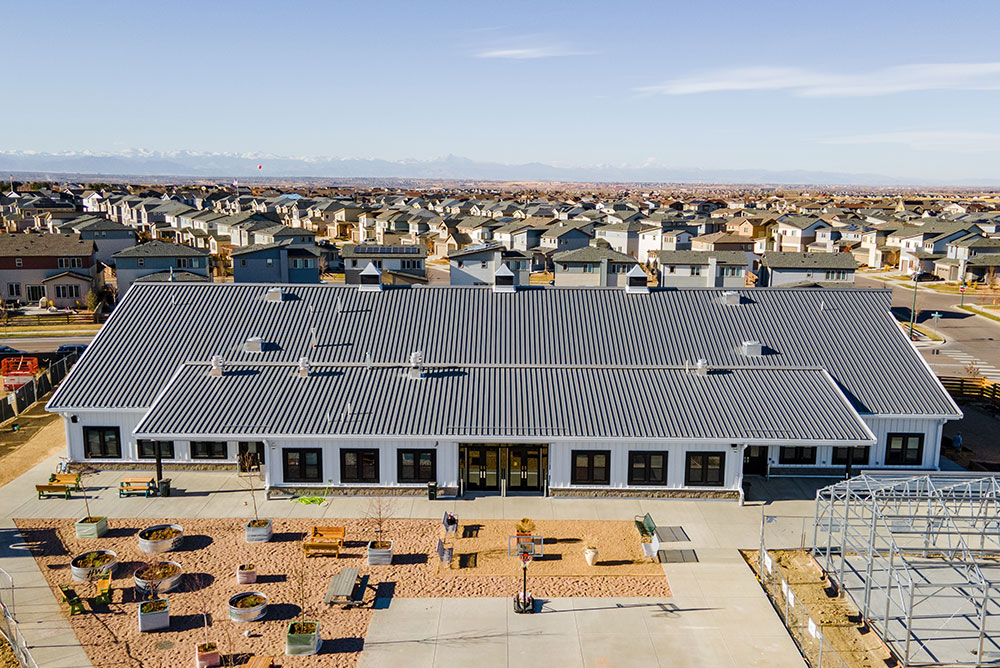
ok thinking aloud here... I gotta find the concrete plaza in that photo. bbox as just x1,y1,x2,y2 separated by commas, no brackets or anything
0,453,818,667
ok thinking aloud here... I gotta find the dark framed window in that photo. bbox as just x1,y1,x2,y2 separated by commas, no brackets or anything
572,450,610,485
283,448,322,483
886,433,924,466
398,449,436,483
832,446,870,466
137,440,174,460
83,427,121,458
685,451,725,486
778,446,817,465
628,451,667,485
191,441,228,459
341,449,379,483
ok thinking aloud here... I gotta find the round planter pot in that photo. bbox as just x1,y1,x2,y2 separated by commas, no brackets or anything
228,592,268,622
286,621,321,656
138,524,184,553
75,517,108,539
70,550,117,582
134,561,183,593
245,519,273,543
367,539,393,565
584,548,598,566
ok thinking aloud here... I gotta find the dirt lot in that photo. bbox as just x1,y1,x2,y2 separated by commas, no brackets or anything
0,635,15,668
17,516,668,668
745,549,893,668
0,399,64,488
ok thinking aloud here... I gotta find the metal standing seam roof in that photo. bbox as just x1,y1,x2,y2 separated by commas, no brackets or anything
134,363,875,443
47,284,961,418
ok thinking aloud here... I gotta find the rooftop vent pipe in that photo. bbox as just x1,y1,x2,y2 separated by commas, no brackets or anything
741,340,763,357
493,264,515,293
625,264,649,294
722,291,740,306
265,287,283,303
209,355,224,377
695,358,709,376
297,357,311,378
244,337,263,353
409,350,424,379
359,263,383,292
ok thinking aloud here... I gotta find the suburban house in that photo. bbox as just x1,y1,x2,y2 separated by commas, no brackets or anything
448,243,530,286
552,244,639,287
46,284,960,498
232,240,321,284
761,252,857,287
113,241,212,295
690,232,755,252
657,251,756,288
594,221,647,256
59,217,137,266
0,233,100,307
773,216,831,253
341,244,427,285
933,235,1000,282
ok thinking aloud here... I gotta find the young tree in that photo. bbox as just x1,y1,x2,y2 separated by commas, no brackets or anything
365,497,395,548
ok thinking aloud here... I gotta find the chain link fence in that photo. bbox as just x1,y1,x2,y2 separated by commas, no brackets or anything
1,352,77,422
0,570,38,668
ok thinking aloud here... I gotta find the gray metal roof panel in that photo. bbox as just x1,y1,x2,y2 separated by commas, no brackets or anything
47,284,960,418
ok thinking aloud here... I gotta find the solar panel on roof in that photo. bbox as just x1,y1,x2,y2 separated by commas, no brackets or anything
355,246,419,255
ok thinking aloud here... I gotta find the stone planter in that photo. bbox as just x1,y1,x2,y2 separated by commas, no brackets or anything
285,621,321,656
70,550,117,582
137,598,169,632
236,564,257,584
228,591,268,622
75,516,108,539
195,642,220,668
584,548,598,566
245,519,273,543
134,561,183,593
138,524,184,553
367,540,393,565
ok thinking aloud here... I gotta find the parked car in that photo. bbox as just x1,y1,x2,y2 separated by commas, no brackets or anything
0,345,24,354
56,344,87,356
914,272,941,283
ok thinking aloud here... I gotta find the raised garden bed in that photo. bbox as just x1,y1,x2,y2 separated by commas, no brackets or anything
138,524,184,553
285,620,321,656
70,550,117,582
133,561,183,593
74,516,108,539
228,591,268,622
137,598,169,632
245,518,273,542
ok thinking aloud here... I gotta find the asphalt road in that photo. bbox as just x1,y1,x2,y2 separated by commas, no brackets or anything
856,275,1000,381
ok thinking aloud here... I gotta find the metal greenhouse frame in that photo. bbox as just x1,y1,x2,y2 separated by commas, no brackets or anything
812,473,1000,667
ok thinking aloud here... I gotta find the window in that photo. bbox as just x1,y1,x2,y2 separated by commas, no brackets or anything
685,451,725,486
825,270,849,281
83,427,121,458
266,258,274,266
26,285,45,301
55,285,80,299
832,446,870,466
137,258,144,267
137,440,175,459
240,259,247,266
778,446,817,465
628,451,668,485
191,441,228,459
176,258,190,269
398,449,436,483
583,264,594,273
341,449,379,483
572,450,610,485
691,265,702,276
57,257,83,269
480,261,488,269
722,266,744,277
886,433,924,465
7,283,20,298
284,448,323,483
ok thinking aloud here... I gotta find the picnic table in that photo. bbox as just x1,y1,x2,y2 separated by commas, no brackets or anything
324,567,364,605
303,526,345,557
119,476,156,498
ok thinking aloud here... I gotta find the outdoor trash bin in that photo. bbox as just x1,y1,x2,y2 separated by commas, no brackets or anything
427,482,437,500
158,479,171,497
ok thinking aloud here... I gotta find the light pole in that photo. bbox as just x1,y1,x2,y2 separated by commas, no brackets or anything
909,270,919,340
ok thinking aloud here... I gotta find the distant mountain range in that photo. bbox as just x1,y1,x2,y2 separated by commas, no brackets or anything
0,149,990,186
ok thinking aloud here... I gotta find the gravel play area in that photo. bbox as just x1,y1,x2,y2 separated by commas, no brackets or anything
16,517,668,668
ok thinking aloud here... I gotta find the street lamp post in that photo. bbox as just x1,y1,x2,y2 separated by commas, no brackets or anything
909,271,919,340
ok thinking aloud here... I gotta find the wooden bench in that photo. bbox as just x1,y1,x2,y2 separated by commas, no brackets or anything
36,484,71,500
59,584,85,616
324,567,360,605
303,540,341,558
634,513,656,541
310,526,345,541
245,658,273,668
119,483,154,498
93,572,112,605
49,473,81,490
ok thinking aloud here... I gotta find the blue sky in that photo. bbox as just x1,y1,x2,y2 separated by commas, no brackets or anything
4,0,1000,181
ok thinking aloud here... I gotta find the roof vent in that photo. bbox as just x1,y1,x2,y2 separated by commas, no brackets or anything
493,264,515,293
408,350,424,379
209,355,224,377
625,264,649,294
265,287,283,302
741,340,762,357
722,290,740,306
297,357,311,378
695,358,709,376
244,336,263,353
359,263,382,292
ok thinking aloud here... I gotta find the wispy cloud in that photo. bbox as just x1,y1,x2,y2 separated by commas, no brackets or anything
820,130,1000,152
476,43,592,60
637,62,1000,97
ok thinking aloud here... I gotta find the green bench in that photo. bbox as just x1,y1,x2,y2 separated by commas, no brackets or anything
93,572,112,605
119,483,154,498
59,584,85,616
36,484,71,500
634,513,656,541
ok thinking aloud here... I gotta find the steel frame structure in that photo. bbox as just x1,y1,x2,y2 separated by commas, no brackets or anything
812,472,1000,667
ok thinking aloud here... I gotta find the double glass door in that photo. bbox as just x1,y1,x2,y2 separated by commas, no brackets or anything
465,446,500,491
462,445,545,493
508,446,542,492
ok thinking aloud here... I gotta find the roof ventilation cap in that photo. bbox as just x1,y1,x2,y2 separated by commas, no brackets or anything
493,264,515,293
265,287,283,302
209,355,224,377
408,350,424,379
722,290,740,306
359,263,383,292
695,358,710,376
625,264,649,294
244,336,264,353
297,357,311,378
741,340,763,357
